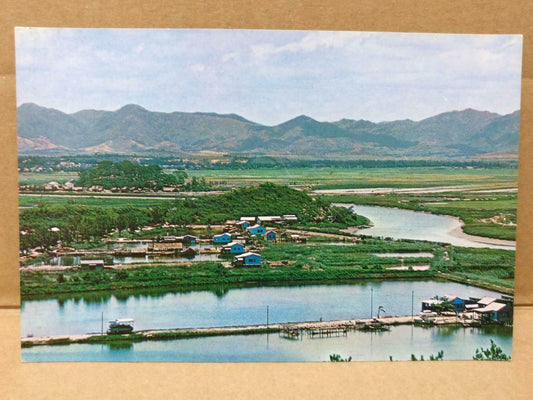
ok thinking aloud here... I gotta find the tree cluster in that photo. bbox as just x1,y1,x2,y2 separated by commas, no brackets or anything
77,160,187,190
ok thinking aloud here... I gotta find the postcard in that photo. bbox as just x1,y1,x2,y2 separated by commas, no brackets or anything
16,28,521,362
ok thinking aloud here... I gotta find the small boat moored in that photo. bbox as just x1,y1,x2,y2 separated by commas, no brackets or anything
107,318,134,335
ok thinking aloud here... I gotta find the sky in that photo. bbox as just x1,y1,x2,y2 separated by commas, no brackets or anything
15,28,523,126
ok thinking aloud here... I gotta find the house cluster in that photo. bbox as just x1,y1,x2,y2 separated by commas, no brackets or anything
19,181,163,193
19,180,85,192
212,233,261,266
421,294,513,323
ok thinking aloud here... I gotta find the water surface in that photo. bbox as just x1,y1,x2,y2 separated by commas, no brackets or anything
22,324,512,362
21,280,504,337
340,204,515,250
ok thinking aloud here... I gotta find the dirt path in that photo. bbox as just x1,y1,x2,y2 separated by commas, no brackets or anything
312,184,516,195
22,315,460,347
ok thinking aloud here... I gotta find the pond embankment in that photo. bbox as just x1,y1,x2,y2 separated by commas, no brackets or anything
22,315,465,348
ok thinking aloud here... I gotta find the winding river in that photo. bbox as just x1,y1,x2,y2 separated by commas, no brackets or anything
338,203,516,250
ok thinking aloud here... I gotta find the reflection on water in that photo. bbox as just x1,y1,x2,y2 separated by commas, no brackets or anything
21,280,505,337
21,324,512,362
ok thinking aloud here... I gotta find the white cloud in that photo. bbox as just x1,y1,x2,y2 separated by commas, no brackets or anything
191,63,206,72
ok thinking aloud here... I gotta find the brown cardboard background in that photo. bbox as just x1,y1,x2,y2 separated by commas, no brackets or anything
1,1,532,399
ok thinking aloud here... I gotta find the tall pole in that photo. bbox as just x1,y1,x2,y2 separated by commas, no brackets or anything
267,305,269,328
370,288,373,319
101,311,103,335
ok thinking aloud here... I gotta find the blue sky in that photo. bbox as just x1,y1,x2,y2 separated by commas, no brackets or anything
15,28,523,125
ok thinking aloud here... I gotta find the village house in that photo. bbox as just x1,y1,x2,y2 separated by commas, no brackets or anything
474,302,513,323
282,214,298,222
247,224,266,235
221,242,245,254
421,296,465,313
288,234,307,243
236,220,250,229
265,230,277,241
213,233,232,244
257,216,283,224
471,296,513,323
80,260,105,271
234,252,261,266
443,295,466,313
44,181,61,191
240,217,256,224
421,295,513,323
180,235,197,245
180,247,197,258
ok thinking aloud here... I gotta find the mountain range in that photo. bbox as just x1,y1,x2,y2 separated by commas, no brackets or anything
17,103,520,159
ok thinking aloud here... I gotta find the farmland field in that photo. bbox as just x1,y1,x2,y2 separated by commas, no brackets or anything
184,166,518,189
19,171,79,185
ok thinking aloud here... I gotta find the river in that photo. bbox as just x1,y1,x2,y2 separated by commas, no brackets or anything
338,203,515,250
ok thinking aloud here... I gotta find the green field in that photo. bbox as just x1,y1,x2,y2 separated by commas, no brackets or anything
20,166,518,190
18,195,174,208
19,171,79,185
184,166,518,189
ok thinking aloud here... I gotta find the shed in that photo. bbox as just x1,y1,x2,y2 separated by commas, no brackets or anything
265,230,277,241
236,220,250,229
257,216,282,223
283,215,298,222
478,297,497,307
181,235,197,245
222,242,245,254
474,301,513,323
443,295,466,313
181,247,197,258
421,299,442,312
247,224,266,235
234,252,261,266
80,260,105,271
213,233,232,244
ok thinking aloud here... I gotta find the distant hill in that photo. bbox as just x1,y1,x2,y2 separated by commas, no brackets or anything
17,103,520,158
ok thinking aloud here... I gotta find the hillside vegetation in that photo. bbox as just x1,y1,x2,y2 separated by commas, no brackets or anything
17,103,520,158
19,183,366,251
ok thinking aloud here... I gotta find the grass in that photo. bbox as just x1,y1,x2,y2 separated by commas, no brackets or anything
21,240,440,299
19,171,79,185
19,195,174,208
185,166,518,189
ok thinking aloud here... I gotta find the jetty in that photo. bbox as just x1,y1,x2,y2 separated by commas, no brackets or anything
21,315,463,348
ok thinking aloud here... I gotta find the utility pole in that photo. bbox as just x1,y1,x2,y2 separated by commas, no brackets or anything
411,290,414,321
267,305,269,328
101,311,104,335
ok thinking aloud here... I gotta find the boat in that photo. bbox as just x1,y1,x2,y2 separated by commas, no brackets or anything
107,318,134,335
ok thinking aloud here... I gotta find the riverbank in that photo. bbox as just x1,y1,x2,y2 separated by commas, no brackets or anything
435,272,514,295
449,224,515,247
21,314,463,348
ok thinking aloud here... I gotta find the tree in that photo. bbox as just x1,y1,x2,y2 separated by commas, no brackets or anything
329,354,352,362
411,350,444,361
473,340,510,360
